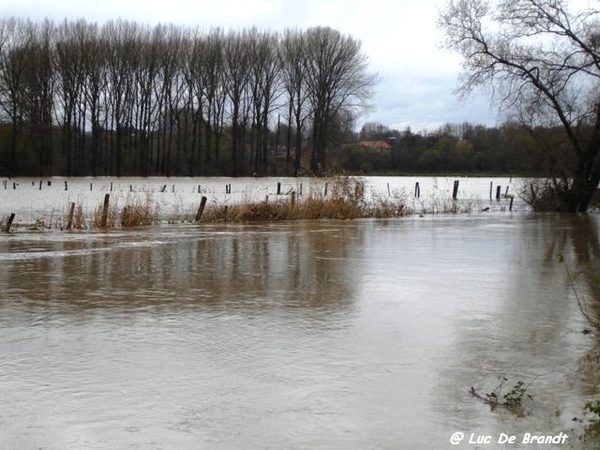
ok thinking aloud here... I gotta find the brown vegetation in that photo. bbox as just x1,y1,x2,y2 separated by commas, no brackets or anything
200,178,408,223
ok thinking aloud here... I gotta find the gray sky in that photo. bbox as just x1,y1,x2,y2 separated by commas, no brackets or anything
2,0,501,132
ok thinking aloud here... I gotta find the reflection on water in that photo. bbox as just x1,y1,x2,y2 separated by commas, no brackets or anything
0,215,598,449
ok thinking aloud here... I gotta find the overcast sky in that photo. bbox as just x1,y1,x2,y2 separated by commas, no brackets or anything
1,0,502,132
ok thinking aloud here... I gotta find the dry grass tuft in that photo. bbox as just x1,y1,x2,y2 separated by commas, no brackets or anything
121,202,159,227
92,194,159,228
200,177,409,223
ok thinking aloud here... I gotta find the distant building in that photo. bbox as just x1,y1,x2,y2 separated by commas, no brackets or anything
358,140,391,151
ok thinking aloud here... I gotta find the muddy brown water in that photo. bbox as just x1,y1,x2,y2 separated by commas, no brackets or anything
0,214,598,449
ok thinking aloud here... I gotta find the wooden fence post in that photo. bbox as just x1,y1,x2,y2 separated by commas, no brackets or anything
101,194,110,227
67,202,76,230
452,180,459,200
195,196,208,222
4,213,15,232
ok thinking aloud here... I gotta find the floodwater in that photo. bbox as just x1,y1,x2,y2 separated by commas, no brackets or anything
0,214,599,449
0,175,522,227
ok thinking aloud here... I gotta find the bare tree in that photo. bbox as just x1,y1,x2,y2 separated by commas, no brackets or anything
223,30,251,176
280,28,310,176
247,29,282,174
21,20,55,175
0,19,377,177
201,28,226,171
0,19,32,176
56,19,96,176
80,22,106,177
102,20,140,176
303,27,376,173
439,0,600,212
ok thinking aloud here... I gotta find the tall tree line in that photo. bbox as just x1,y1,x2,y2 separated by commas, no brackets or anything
0,18,375,177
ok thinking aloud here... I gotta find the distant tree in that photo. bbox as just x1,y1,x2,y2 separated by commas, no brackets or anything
280,28,310,176
80,22,106,177
439,0,600,212
246,29,281,175
56,20,90,176
22,20,55,175
0,19,31,176
223,30,252,176
360,121,390,141
303,27,377,173
0,19,379,177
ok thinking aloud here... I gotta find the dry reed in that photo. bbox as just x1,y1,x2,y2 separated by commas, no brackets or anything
200,177,409,223
92,193,159,228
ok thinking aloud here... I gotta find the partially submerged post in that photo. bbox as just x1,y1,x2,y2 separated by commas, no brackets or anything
4,213,15,232
415,182,420,198
67,202,76,230
496,185,502,201
509,196,514,211
101,194,110,227
195,196,208,222
452,180,459,200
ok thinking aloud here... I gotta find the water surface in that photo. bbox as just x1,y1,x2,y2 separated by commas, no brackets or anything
0,214,597,449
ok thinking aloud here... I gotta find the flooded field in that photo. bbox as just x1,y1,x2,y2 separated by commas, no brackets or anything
0,175,522,227
0,214,598,449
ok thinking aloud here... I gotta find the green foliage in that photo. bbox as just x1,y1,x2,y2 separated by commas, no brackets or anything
585,400,600,419
482,378,533,409
503,381,532,407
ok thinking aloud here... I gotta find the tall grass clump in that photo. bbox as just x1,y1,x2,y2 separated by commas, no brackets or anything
201,177,409,223
92,194,159,228
121,202,159,227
